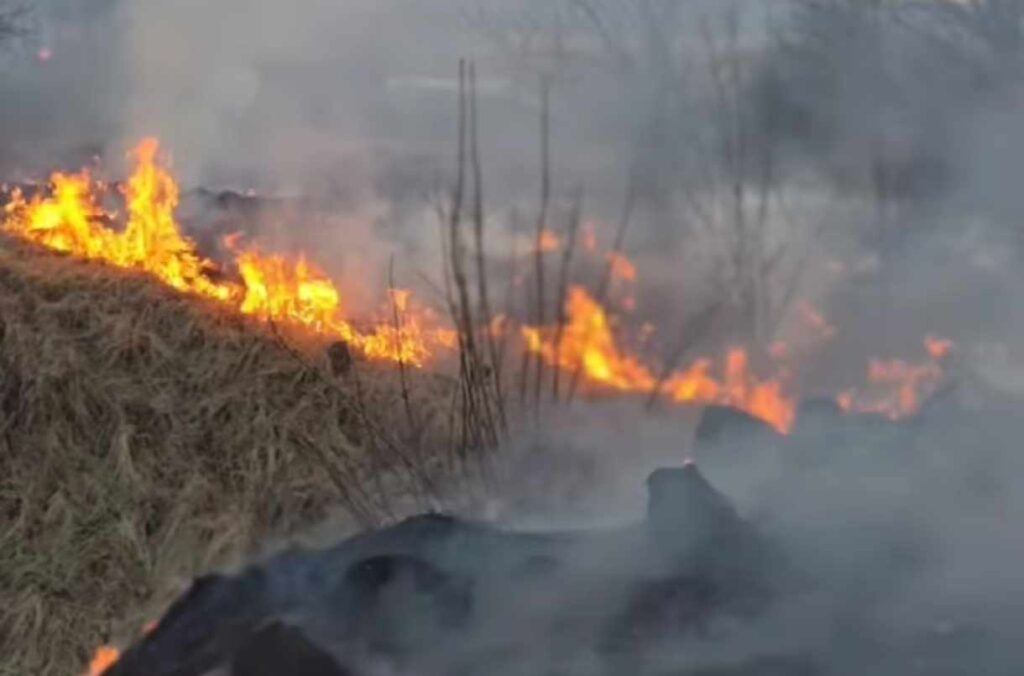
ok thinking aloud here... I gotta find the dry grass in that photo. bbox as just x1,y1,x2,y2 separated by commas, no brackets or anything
0,237,456,675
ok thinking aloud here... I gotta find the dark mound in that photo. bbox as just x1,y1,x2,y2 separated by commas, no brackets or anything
103,465,789,676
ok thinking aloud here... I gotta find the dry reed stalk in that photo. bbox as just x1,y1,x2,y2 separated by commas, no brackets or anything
530,78,552,417
388,257,418,442
442,60,502,486
468,63,507,436
551,188,583,402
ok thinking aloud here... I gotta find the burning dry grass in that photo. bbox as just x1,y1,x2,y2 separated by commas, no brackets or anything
0,236,453,675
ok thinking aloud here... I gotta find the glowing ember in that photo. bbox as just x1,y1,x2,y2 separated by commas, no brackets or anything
523,286,797,433
2,138,453,366
84,646,119,676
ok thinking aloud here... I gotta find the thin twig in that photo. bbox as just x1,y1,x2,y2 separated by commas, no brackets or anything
552,187,583,402
469,62,507,436
388,256,417,440
445,60,499,481
498,208,523,404
531,78,552,416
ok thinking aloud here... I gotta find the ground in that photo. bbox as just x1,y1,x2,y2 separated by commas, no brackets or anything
0,236,452,675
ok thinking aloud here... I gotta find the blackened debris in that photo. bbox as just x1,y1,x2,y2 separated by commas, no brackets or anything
232,622,352,676
103,466,782,676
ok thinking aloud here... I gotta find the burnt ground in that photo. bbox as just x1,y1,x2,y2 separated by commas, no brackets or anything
105,464,795,676
101,377,1024,676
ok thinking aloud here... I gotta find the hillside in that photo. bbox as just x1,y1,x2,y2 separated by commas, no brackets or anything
0,237,447,675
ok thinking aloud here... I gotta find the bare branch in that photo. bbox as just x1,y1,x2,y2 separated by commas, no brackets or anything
551,187,583,402
530,77,552,415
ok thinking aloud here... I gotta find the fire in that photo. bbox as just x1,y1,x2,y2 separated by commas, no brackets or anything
1,137,952,433
536,229,561,252
524,286,656,391
837,337,953,420
665,350,795,432
581,221,598,252
81,618,159,675
85,646,119,676
925,335,954,360
2,138,453,366
607,251,637,282
120,139,233,302
523,286,796,433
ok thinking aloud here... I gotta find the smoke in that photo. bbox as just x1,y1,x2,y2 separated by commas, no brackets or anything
0,0,127,175
8,3,1024,672
451,388,1024,674
109,393,1024,675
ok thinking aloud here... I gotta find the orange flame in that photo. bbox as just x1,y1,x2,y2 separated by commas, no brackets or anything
535,229,561,253
2,137,951,433
523,286,796,432
580,221,598,252
664,349,795,432
84,646,119,676
837,337,953,420
2,138,453,366
523,286,656,391
81,617,159,676
607,251,637,283
925,335,954,360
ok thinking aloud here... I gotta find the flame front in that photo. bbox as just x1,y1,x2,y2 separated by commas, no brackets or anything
524,286,797,433
2,138,453,366
1,137,948,428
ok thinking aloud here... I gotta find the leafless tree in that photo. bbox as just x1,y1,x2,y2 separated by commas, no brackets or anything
678,4,818,347
466,1,822,350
